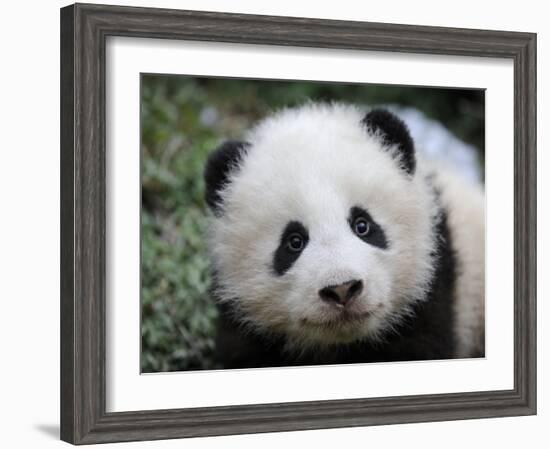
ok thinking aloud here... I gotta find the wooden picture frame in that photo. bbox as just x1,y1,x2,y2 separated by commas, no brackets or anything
60,3,536,444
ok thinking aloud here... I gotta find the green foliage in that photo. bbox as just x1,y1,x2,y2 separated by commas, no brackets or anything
141,77,219,372
140,74,484,372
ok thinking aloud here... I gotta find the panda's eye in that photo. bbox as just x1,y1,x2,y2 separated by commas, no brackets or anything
287,233,305,252
353,217,370,237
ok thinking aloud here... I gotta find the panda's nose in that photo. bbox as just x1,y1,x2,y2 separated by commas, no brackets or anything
319,279,363,306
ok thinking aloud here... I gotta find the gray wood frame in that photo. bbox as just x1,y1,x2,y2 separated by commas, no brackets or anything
60,2,537,445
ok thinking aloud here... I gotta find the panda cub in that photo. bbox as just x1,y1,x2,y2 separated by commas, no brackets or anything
204,103,484,369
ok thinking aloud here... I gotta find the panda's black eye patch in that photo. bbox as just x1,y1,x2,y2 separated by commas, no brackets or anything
273,221,309,276
348,206,388,249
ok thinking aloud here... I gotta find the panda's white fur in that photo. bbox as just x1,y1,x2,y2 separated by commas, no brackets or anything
207,103,484,359
432,163,485,358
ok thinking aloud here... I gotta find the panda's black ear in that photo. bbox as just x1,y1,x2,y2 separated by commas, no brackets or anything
204,140,249,214
362,109,416,175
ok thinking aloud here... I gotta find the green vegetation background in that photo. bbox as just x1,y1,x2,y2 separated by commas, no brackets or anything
141,75,484,373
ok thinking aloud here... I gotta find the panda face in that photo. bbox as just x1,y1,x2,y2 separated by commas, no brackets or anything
206,104,438,348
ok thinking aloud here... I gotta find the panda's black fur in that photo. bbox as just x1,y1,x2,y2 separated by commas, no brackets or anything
362,109,416,175
204,105,483,368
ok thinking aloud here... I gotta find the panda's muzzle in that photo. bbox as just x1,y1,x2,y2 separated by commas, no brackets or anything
318,279,363,307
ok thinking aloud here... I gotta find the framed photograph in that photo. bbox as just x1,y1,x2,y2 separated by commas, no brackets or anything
60,3,536,445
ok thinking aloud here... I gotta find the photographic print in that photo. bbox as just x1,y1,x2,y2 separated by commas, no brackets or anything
140,75,485,373
61,4,536,443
